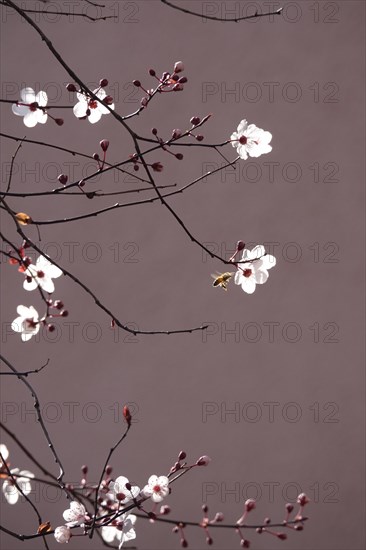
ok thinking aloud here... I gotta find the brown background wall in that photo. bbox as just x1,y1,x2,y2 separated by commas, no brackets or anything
1,1,365,549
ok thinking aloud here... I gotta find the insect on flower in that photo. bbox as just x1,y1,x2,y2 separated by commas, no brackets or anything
211,272,233,291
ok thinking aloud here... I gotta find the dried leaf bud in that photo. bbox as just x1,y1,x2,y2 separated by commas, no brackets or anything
245,499,256,512
15,212,32,225
66,83,77,92
174,61,184,73
178,450,186,461
58,174,68,185
100,139,109,152
99,78,109,88
123,405,132,426
38,521,51,534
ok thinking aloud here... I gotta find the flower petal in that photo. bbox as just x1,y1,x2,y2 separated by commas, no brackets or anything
12,104,29,116
20,88,36,103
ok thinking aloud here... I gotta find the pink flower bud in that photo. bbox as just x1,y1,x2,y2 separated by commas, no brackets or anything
152,162,163,172
54,525,71,544
196,455,211,466
100,139,109,152
245,499,256,512
297,493,310,506
58,174,68,185
174,61,184,73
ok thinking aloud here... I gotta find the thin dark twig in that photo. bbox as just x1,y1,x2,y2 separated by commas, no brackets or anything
0,355,68,494
0,452,50,549
2,137,25,196
0,207,208,336
0,421,58,480
0,358,50,376
89,422,131,538
160,0,283,22
0,4,118,22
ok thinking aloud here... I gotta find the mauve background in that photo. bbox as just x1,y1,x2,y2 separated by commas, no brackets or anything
0,1,365,549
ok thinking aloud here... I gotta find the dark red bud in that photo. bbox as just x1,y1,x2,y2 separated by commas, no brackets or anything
66,83,77,92
99,78,109,87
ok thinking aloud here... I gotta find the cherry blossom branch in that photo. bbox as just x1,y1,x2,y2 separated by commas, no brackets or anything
2,137,24,195
0,454,50,549
0,358,50,376
1,206,208,336
89,413,132,538
0,3,118,22
0,421,58,480
0,354,69,494
160,0,283,22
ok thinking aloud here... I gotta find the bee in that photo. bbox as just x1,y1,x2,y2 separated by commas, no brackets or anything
211,272,233,291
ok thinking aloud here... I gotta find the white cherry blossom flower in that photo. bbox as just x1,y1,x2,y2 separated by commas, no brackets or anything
54,525,71,544
11,305,40,342
23,255,63,293
0,444,9,468
101,514,137,549
63,501,88,526
234,245,276,294
2,469,34,505
231,119,272,160
142,475,169,503
73,88,114,124
12,88,48,127
107,475,140,505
